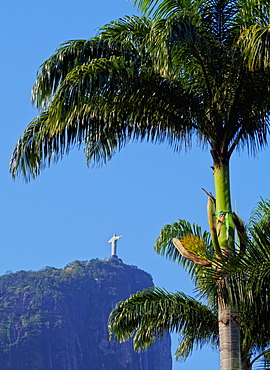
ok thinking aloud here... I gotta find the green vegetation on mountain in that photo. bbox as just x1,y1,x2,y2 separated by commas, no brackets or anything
0,258,171,370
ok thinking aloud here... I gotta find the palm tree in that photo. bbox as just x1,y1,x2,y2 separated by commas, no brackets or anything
202,198,270,369
109,202,270,370
10,1,270,369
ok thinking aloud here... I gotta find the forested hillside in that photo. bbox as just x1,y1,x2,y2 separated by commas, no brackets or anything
0,258,172,369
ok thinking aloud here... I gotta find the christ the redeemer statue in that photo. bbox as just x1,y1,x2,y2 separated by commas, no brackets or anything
108,234,122,258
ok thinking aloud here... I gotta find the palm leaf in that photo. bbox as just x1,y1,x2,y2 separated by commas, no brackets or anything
11,53,201,180
154,219,213,280
239,24,270,71
108,286,218,359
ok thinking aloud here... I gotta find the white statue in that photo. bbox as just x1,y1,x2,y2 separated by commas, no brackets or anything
108,234,122,257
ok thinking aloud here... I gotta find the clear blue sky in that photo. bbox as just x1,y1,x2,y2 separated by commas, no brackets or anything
2,1,270,369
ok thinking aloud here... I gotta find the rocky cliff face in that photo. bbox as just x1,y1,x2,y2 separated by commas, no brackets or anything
0,258,172,369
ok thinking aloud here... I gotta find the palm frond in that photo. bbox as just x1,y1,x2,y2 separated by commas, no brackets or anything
99,15,152,47
154,219,213,279
11,52,202,180
134,0,186,19
108,286,218,359
249,198,270,229
239,23,270,71
32,38,106,109
32,16,152,109
10,113,50,180
252,349,270,370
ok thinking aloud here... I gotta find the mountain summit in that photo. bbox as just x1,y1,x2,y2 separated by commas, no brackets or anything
0,258,172,369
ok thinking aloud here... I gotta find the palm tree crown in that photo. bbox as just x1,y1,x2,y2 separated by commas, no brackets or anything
10,0,270,180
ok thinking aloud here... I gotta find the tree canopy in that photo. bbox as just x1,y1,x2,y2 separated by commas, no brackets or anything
10,0,270,180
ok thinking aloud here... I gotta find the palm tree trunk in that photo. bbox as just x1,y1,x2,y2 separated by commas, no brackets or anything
218,304,240,370
214,163,241,370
